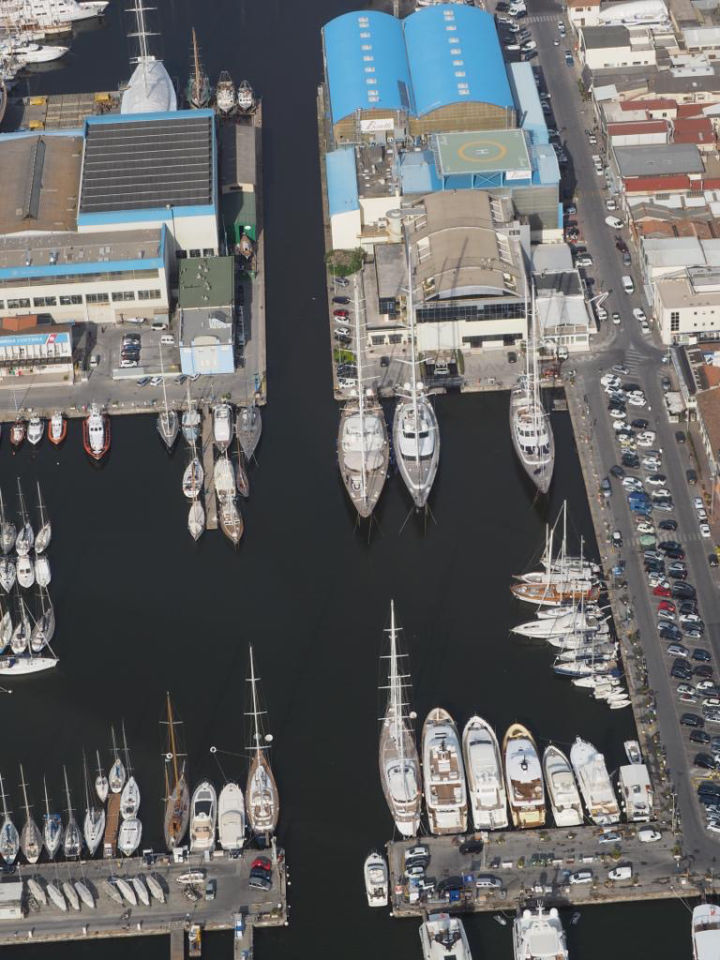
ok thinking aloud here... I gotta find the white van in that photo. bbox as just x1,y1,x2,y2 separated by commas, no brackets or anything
622,275,635,294
160,334,175,346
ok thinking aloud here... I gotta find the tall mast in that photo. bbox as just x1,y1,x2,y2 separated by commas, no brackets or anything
63,766,73,816
43,776,51,818
353,283,368,510
121,720,132,776
82,753,90,811
192,28,201,100
0,772,9,820
19,764,30,821
160,346,170,421
404,231,421,478
166,692,180,786
248,644,263,757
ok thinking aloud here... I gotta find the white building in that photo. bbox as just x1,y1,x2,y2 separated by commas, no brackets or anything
617,764,653,822
567,0,601,31
580,24,657,71
654,269,720,343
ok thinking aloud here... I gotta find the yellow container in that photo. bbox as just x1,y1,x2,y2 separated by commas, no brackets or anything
94,92,111,103
29,96,47,106
28,121,45,130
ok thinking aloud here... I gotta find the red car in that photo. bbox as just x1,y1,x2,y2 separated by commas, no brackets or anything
658,600,676,614
251,856,272,872
333,309,349,318
653,585,672,598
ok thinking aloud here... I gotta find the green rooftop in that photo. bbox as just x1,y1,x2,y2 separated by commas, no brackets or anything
178,256,235,309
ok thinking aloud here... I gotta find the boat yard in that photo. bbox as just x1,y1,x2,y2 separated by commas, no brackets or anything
0,843,287,954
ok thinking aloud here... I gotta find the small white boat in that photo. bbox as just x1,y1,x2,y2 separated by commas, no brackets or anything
363,851,388,907
0,607,12,654
0,559,15,593
610,699,631,710
131,875,150,907
102,879,123,904
62,880,80,911
16,555,35,590
147,873,166,903
218,782,245,851
624,740,642,764
120,777,141,821
189,781,217,853
176,869,206,885
42,778,62,859
188,500,205,541
237,79,256,112
27,416,44,445
11,607,30,654
47,881,67,912
0,654,57,675
113,876,137,906
212,403,233,452
27,877,47,905
75,880,95,909
117,817,143,856
420,913,472,960
35,555,51,588
182,457,204,500
214,455,236,500
215,70,236,114
84,806,105,856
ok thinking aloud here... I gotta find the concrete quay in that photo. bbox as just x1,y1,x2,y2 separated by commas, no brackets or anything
0,843,287,956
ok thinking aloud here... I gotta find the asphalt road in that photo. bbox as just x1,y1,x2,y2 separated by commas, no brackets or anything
511,0,720,870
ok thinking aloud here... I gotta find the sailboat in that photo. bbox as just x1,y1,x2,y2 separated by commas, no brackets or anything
0,490,15,555
219,495,244,545
188,500,205,541
0,773,19,865
18,765,41,864
0,601,12,654
109,726,127,794
236,402,262,459
509,280,554,495
62,766,82,859
378,600,421,838
95,750,108,804
182,444,204,500
393,236,440,509
17,554,35,590
162,693,190,851
117,816,142,856
121,0,177,115
48,410,67,446
186,28,211,108
213,403,234,452
235,449,250,499
245,644,279,839
34,554,51,588
0,558,15,594
215,70,236,114
82,754,105,857
15,480,34,557
120,722,141,821
182,387,201,444
10,394,25,450
35,483,52,554
42,777,62,859
156,350,179,450
30,588,55,653
338,287,389,518
11,597,31,654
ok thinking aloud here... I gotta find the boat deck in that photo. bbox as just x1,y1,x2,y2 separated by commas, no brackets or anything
201,410,218,531
0,842,286,956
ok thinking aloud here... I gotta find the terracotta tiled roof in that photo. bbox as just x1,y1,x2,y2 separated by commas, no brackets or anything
607,120,669,136
620,98,677,112
674,116,715,145
623,175,692,192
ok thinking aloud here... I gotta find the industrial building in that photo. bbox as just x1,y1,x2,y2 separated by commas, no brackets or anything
178,256,236,376
0,317,74,383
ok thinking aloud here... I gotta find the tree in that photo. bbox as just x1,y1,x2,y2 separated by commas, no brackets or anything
326,248,364,277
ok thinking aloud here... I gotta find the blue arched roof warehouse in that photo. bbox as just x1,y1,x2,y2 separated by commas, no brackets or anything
323,11,412,127
404,5,513,117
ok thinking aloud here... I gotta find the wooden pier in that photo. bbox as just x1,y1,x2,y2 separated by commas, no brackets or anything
170,927,185,960
103,792,120,858
201,409,218,531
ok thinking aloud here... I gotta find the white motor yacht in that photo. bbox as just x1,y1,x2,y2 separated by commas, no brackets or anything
542,745,583,827
422,708,467,835
503,723,545,829
570,737,620,825
513,905,568,960
420,913,472,960
692,903,720,960
189,781,217,853
26,416,44,445
212,403,234,452
363,851,388,907
217,782,245,851
462,716,508,831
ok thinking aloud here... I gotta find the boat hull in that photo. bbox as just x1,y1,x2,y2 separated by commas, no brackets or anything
542,745,583,828
338,399,389,519
422,708,467,835
510,384,554,495
164,778,190,851
378,717,422,838
503,723,545,829
462,716,508,831
392,396,440,509
246,754,279,838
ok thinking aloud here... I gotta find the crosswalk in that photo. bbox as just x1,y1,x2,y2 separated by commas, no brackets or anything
620,348,648,374
523,13,559,21
626,530,709,549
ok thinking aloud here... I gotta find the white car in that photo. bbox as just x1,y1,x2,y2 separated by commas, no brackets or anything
610,408,627,420
124,316,146,325
622,477,643,491
337,378,357,390
612,312,621,325
150,375,162,386
642,458,661,470
628,395,647,407
605,216,623,229
652,488,672,499
637,521,655,534
641,320,651,334
558,20,566,32
693,497,704,511
576,256,593,267
522,39,537,50
569,870,593,885
633,308,647,322
606,198,617,210
596,307,608,321
608,864,633,881
636,432,655,445
700,523,712,539
334,326,350,338
638,828,662,843
601,375,620,387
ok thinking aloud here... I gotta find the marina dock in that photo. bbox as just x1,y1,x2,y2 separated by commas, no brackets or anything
103,793,120,859
0,844,287,956
201,410,218,531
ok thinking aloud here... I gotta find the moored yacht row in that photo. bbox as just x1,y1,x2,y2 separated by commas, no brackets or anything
9,407,109,461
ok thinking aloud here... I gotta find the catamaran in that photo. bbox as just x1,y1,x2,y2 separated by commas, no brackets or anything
422,707,467,835
35,483,51,554
162,693,190,851
245,644,279,839
18,765,41,864
378,601,422,838
462,715,508,831
510,280,554,495
338,286,388,518
393,237,439,509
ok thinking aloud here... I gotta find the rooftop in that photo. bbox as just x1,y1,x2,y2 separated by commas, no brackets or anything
433,129,531,177
180,305,234,345
582,25,630,49
79,112,214,215
375,242,406,301
0,228,164,276
0,133,82,236
220,122,257,191
656,272,720,307
696,386,720,457
178,256,234,309
534,270,584,297
614,143,704,177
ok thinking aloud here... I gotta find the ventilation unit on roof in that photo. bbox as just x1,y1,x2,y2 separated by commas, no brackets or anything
49,250,57,264
24,251,31,266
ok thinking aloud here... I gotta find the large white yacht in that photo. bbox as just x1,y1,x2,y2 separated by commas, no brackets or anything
503,723,545,829
217,782,245,851
542,745,583,827
420,913,472,960
189,781,217,853
462,716,508,831
363,851,388,908
378,602,422,838
570,737,620,825
338,397,389,518
422,708,467,835
692,903,720,960
514,905,569,960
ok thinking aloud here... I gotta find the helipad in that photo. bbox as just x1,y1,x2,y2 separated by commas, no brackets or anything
433,130,531,178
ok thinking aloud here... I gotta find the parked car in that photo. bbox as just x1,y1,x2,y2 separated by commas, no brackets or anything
681,712,704,727
687,469,698,485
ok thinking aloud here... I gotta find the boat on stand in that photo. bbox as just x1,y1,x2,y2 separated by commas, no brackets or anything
462,715,508,831
162,693,190,851
509,280,554,495
245,644,279,840
378,601,422,838
338,287,389,518
393,236,439,510
503,722,545,829
422,707,467,835
18,764,41,864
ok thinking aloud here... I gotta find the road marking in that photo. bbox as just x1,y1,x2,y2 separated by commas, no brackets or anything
524,13,558,21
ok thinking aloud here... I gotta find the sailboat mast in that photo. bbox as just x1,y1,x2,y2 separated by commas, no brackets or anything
353,283,368,508
166,692,180,786
43,776,50,817
404,233,421,477
19,764,29,819
248,644,263,757
63,766,72,815
192,27,201,100
160,346,170,420
0,772,8,820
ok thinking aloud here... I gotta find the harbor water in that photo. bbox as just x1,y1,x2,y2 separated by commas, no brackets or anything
2,1,694,957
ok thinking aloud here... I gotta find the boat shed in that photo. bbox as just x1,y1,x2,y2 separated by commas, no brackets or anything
178,256,236,376
0,881,24,919
618,764,653,822
220,122,259,250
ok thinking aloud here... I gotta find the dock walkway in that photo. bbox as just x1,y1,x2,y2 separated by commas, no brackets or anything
201,409,218,531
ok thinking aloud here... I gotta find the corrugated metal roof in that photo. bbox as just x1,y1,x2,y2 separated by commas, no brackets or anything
643,235,703,266
615,142,703,177
398,149,443,194
508,62,548,144
404,4,512,116
674,116,715,144
323,11,412,126
531,143,561,186
325,147,359,217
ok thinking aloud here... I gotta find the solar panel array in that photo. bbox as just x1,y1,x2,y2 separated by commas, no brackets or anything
79,115,213,214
